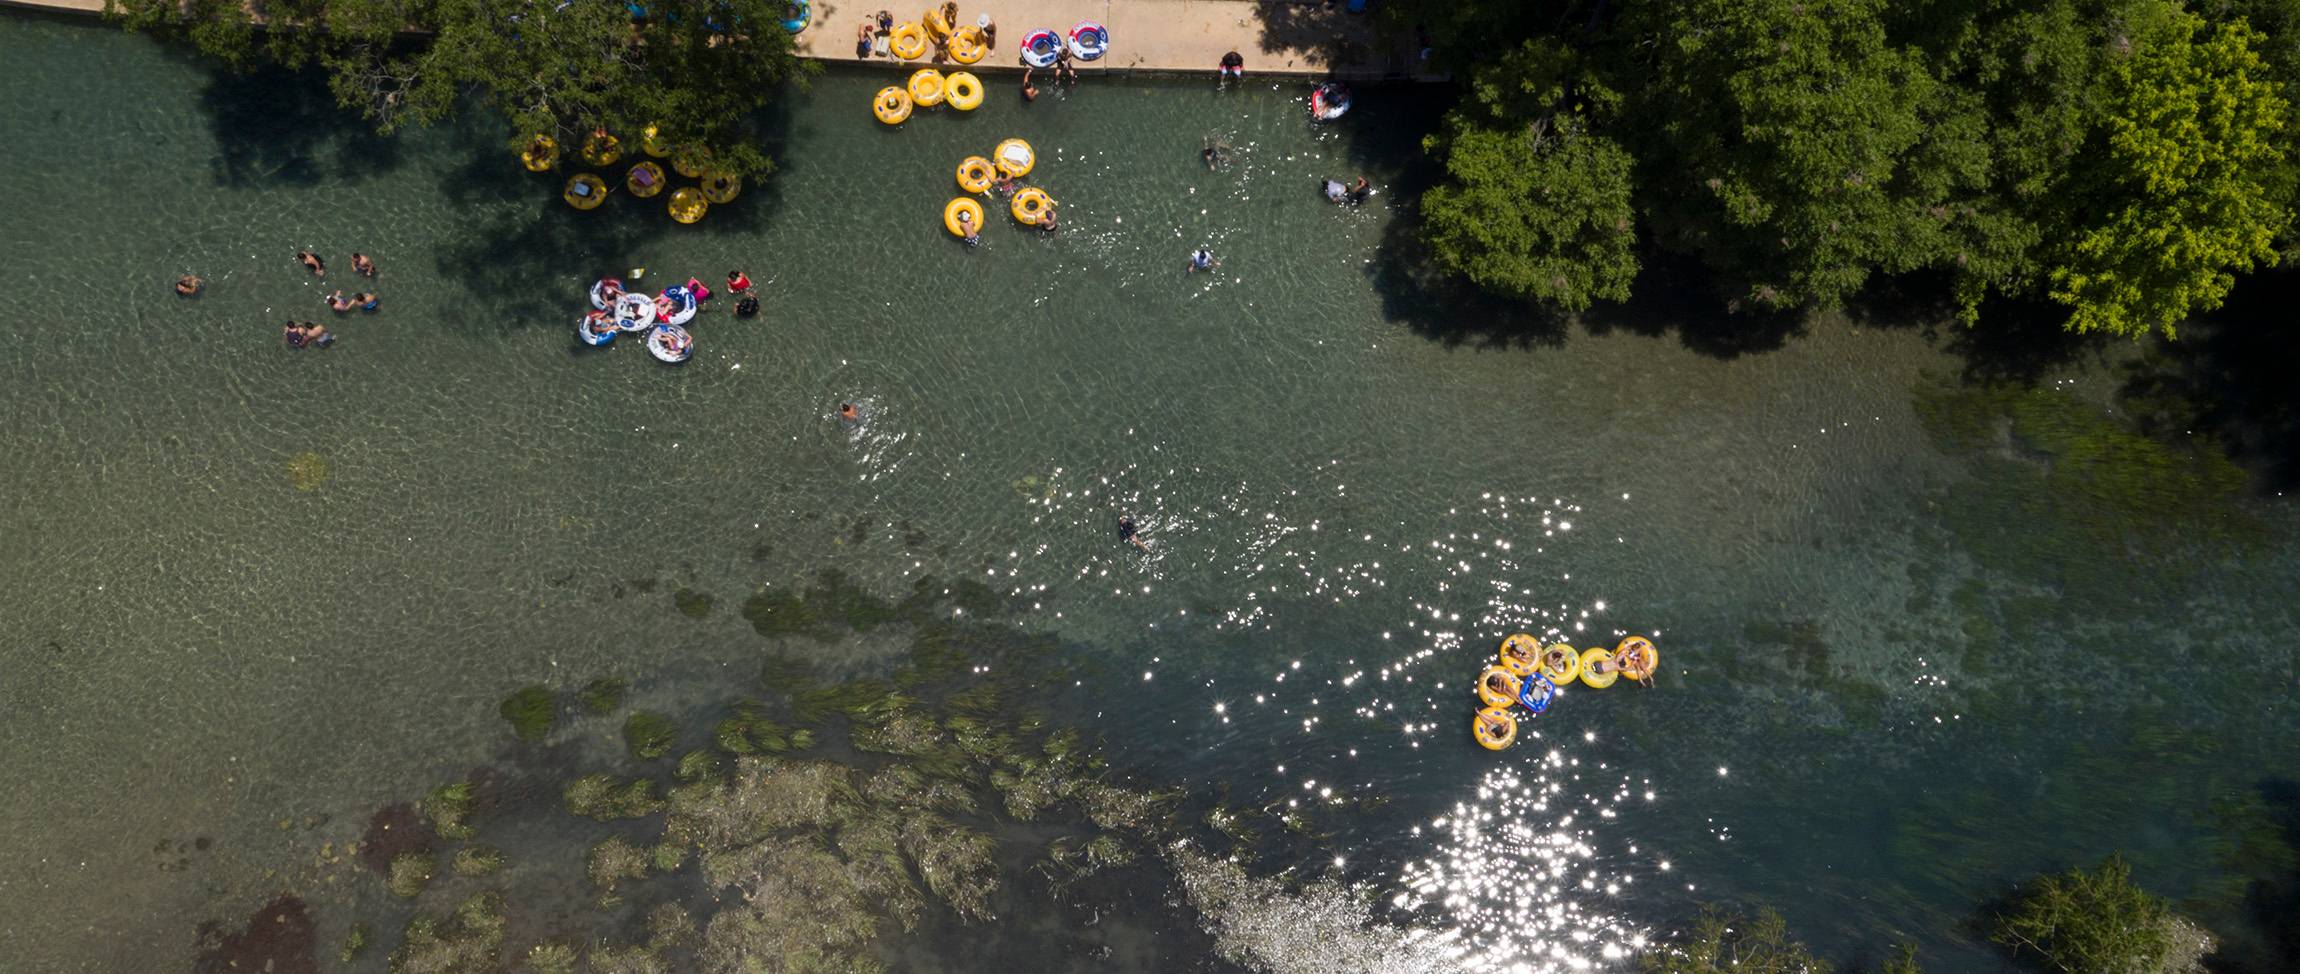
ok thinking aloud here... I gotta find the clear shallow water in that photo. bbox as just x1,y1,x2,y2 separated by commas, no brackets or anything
2,12,2298,972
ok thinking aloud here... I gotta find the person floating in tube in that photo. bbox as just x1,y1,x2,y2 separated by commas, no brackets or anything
1475,708,1513,740
1541,644,1576,677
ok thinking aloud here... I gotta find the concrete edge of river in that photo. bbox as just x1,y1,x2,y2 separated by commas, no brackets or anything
2,0,1445,81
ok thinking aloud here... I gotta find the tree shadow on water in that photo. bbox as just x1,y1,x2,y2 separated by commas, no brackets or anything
1578,250,1805,359
198,63,403,188
2116,269,2300,491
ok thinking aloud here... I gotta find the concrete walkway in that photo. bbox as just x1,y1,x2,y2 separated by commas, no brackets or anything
798,0,1433,79
2,0,1434,79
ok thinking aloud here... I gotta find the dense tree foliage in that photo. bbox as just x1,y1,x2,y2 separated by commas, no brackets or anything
1993,855,2215,974
1394,0,2296,338
1420,41,1637,311
106,0,807,175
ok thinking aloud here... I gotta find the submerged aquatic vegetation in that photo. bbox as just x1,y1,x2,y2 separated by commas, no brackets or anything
423,781,474,840
285,451,329,491
389,891,506,973
340,922,371,962
587,837,650,903
524,943,577,974
1631,907,1826,974
622,711,677,760
581,678,629,715
1913,374,2259,613
563,775,662,820
497,686,555,743
674,588,716,618
386,850,434,899
450,845,502,878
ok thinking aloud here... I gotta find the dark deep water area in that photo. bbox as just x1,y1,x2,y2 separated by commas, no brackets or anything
2,12,2297,973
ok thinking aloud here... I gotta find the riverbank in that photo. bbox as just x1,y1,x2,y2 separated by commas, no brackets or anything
794,0,1436,80
1,0,1436,78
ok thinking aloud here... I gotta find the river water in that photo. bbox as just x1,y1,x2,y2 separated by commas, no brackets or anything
1,12,2296,973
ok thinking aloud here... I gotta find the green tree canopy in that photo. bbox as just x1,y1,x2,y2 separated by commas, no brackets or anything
1992,854,2212,974
106,0,807,175
1623,0,1953,312
2047,7,2290,337
1419,41,1638,312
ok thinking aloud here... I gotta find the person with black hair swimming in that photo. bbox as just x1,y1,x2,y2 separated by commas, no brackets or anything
735,295,760,317
1118,514,1149,551
1188,248,1217,272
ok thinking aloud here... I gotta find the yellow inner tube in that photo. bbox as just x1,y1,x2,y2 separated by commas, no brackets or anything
994,138,1034,177
943,196,985,238
923,4,953,40
642,124,671,158
874,87,914,125
521,135,558,173
948,26,988,64
1617,636,1659,682
1578,648,1620,689
909,69,946,108
1498,633,1540,677
1473,707,1518,751
956,156,995,194
1475,665,1521,710
668,186,708,224
1011,187,1053,224
700,170,742,204
626,160,666,198
581,133,621,167
1540,643,1582,685
945,71,983,111
563,173,607,210
890,22,927,60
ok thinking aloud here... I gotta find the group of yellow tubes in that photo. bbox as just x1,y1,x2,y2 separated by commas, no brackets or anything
941,140,1054,238
882,6,992,65
876,68,988,123
1472,633,1659,751
524,126,740,224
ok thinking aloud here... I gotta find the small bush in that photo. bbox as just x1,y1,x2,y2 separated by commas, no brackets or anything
386,850,434,899
580,677,629,715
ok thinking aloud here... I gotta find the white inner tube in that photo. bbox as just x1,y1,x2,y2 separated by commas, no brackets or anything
589,279,621,310
1022,32,1060,68
649,324,693,362
614,292,656,332
661,289,698,326
1068,24,1107,60
578,314,614,345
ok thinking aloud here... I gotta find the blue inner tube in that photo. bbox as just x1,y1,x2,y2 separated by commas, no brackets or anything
779,0,807,32
1516,674,1557,715
577,314,615,346
660,285,698,325
1023,31,1061,68
1068,24,1107,61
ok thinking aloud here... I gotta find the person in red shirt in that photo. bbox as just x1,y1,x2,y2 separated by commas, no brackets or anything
726,270,752,293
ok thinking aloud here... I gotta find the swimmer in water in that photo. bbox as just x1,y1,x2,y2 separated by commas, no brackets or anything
324,290,355,312
1118,514,1149,551
727,270,752,293
1347,176,1372,205
351,252,376,277
1188,248,1217,272
175,275,203,297
735,295,760,317
838,402,861,424
296,250,325,276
